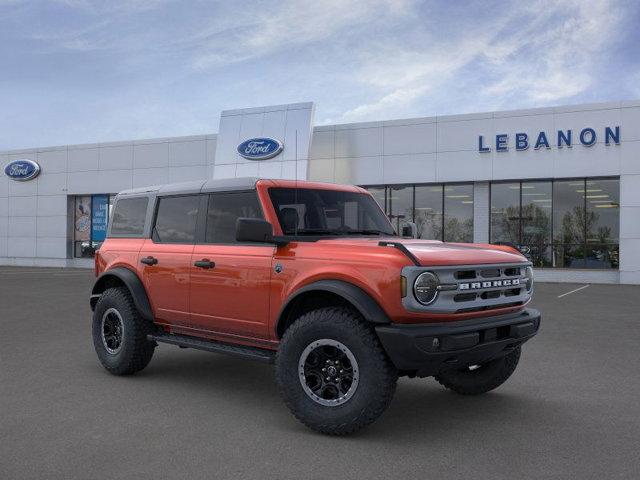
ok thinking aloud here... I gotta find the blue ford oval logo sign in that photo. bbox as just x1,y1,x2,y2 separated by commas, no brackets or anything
4,159,41,181
237,137,283,160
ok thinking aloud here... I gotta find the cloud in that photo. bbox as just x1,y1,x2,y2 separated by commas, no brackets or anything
334,0,626,122
338,85,429,122
0,0,635,149
190,0,414,70
337,36,494,121
51,0,173,13
482,0,622,104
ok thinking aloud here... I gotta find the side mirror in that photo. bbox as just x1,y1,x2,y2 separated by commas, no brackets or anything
401,221,417,238
236,218,274,243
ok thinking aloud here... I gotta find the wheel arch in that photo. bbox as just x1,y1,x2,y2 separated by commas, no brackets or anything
275,280,390,338
90,267,153,321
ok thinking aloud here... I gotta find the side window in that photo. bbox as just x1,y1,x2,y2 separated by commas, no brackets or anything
206,191,263,244
110,197,148,236
153,195,200,243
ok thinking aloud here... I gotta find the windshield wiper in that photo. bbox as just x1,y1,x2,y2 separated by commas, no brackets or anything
341,229,396,236
289,229,395,236
291,229,342,235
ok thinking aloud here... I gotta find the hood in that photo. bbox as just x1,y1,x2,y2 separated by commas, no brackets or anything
315,237,527,266
398,239,527,266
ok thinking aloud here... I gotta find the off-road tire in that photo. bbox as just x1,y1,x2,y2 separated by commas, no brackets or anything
92,287,156,375
275,307,397,435
435,347,521,395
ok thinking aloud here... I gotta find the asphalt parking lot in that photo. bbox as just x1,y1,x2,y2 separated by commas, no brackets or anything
1,268,639,479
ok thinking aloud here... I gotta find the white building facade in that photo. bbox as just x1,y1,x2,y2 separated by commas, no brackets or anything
1,100,639,284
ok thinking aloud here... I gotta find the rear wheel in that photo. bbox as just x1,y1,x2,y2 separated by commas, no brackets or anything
276,307,397,435
92,287,156,375
435,347,521,395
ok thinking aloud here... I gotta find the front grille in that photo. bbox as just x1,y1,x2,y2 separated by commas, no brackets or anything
504,288,522,297
454,270,476,280
402,262,532,314
480,290,501,300
479,268,500,278
458,266,521,279
454,293,477,302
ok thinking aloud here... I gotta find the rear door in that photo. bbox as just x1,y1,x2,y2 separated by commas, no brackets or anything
139,194,202,326
189,191,274,340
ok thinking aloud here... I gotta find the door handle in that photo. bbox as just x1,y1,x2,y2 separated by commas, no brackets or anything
140,256,158,266
194,259,215,269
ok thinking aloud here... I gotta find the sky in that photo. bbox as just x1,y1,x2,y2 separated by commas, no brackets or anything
1,0,639,150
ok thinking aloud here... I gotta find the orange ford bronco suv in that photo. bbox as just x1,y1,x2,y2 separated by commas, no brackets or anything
91,178,540,435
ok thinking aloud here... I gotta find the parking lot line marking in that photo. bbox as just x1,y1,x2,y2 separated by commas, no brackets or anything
557,284,590,298
52,273,92,276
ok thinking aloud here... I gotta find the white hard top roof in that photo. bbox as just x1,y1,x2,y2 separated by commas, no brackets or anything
117,177,259,197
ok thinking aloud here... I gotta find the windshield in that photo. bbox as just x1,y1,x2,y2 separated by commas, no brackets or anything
268,187,396,237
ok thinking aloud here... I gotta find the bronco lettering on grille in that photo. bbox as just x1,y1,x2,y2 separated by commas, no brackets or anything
459,278,521,290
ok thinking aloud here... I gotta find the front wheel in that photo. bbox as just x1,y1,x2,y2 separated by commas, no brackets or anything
275,307,397,435
435,347,521,395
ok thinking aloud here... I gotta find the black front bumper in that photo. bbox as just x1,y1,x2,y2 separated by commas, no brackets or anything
375,308,541,377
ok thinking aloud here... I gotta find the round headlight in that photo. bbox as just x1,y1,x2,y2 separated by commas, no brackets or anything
524,266,534,292
414,271,439,305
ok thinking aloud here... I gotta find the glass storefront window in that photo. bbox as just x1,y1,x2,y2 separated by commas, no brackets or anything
74,196,92,257
553,180,585,245
444,184,473,243
585,179,619,243
553,180,587,268
490,183,520,245
521,181,552,267
414,185,442,240
364,183,474,242
490,178,620,269
73,194,116,258
388,185,413,234
585,178,619,269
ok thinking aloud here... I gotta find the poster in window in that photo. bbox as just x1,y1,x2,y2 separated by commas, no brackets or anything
91,195,109,242
75,196,91,241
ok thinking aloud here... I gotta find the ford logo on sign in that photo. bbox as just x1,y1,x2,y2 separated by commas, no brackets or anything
4,159,41,181
237,137,283,160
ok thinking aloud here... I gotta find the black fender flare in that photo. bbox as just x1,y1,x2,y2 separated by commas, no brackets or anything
276,280,390,337
90,267,154,321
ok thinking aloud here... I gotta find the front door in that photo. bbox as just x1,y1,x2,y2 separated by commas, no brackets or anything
139,194,201,326
189,191,274,341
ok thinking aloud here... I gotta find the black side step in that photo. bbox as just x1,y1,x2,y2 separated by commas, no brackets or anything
148,333,276,364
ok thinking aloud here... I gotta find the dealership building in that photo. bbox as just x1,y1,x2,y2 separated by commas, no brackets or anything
1,100,639,284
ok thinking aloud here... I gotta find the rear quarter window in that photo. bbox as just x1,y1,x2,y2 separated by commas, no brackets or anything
110,197,149,237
